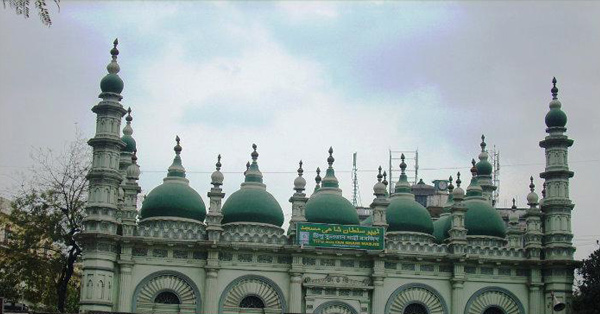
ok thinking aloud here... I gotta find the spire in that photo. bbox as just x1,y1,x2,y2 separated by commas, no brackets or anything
244,144,263,184
100,38,124,94
527,176,539,207
448,175,454,193
314,167,322,193
452,172,465,201
509,198,519,227
126,149,141,180
480,134,486,152
394,153,411,194
211,154,224,187
321,147,340,189
551,77,558,100
466,159,483,197
120,107,137,153
545,77,568,128
293,160,306,193
373,166,386,197
123,107,133,135
166,135,186,179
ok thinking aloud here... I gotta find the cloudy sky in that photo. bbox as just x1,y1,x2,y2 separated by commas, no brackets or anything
1,1,599,259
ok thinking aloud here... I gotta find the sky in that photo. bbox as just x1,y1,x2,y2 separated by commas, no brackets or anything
1,1,599,260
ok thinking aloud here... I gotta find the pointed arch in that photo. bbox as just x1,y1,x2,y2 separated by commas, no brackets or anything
385,283,448,314
219,275,287,314
465,287,524,314
132,271,201,314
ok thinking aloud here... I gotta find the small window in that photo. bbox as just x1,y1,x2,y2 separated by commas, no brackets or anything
154,291,180,304
239,296,265,308
404,303,428,314
483,307,504,314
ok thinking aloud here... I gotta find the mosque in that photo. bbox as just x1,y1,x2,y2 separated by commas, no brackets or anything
78,40,577,314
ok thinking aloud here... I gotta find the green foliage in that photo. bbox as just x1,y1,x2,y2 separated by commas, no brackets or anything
2,0,60,26
0,136,88,312
572,242,600,313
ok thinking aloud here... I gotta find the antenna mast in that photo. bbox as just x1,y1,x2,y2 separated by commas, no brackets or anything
351,152,362,207
491,145,500,206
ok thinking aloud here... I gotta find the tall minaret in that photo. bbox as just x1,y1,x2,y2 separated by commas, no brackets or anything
288,160,308,240
475,135,496,205
539,78,575,313
80,39,127,312
370,166,389,229
539,78,575,260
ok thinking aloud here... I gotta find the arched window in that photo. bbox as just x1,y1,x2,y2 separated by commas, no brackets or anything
483,307,504,314
154,291,180,304
404,303,428,314
240,296,265,308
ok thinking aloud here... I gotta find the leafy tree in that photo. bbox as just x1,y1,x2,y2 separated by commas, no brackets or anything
2,0,60,26
0,135,89,313
572,241,600,314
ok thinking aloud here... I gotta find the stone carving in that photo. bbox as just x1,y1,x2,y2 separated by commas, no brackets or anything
465,289,522,314
137,218,206,240
386,285,445,314
221,222,287,245
304,274,372,289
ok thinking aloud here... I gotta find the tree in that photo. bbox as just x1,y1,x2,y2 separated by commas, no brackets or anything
0,135,89,313
2,0,60,26
572,241,600,314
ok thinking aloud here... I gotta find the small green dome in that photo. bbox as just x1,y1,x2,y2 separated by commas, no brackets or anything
386,197,433,234
305,192,360,225
140,182,206,221
221,188,284,227
476,160,493,176
100,73,124,94
545,107,567,128
433,215,451,243
464,199,506,237
121,135,136,152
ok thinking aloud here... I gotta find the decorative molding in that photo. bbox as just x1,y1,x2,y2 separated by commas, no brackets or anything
304,274,372,290
314,301,359,314
132,271,201,314
385,283,448,314
219,275,287,314
464,287,524,314
137,217,206,240
222,222,287,245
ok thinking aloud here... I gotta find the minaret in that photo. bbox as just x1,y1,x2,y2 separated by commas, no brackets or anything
206,155,225,241
475,135,496,204
524,177,542,259
118,107,136,175
448,172,467,255
121,151,141,237
80,39,127,312
288,160,308,239
370,166,389,229
539,77,575,260
506,199,523,248
539,78,575,312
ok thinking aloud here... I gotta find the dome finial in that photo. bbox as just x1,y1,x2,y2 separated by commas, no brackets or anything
377,166,383,182
542,182,547,198
293,160,306,193
400,153,406,174
107,38,120,75
512,198,517,209
174,135,182,155
216,154,222,171
211,154,224,187
529,176,535,192
251,143,259,162
480,134,487,152
470,158,477,176
327,147,335,167
448,175,454,193
314,167,322,192
298,160,304,176
456,172,462,187
382,171,388,186
126,107,132,122
551,77,558,100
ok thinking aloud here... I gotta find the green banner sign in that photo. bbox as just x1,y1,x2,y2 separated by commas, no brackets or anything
297,223,385,250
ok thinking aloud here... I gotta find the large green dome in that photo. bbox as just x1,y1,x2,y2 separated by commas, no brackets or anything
433,215,451,243
100,73,124,94
305,192,359,225
464,199,506,238
221,188,284,227
121,134,136,152
140,182,206,221
476,160,493,176
386,197,433,234
545,107,567,128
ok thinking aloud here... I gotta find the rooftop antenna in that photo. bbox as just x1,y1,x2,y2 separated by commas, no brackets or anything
491,145,500,206
351,152,362,207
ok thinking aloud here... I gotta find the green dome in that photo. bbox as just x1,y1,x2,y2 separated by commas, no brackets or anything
545,108,567,128
100,73,124,94
433,215,451,243
386,197,433,234
305,192,359,225
121,135,136,152
221,188,284,227
464,199,506,238
476,160,493,176
140,182,206,221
